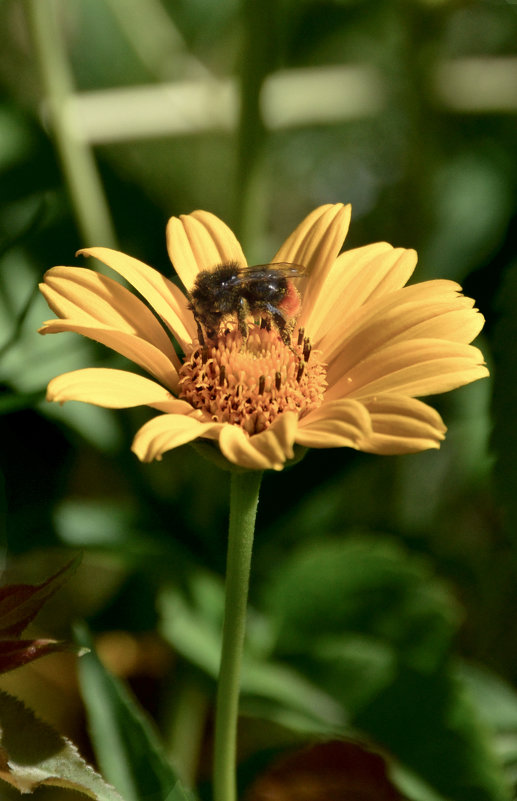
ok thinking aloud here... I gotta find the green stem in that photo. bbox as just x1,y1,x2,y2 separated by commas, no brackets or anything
27,0,117,248
213,470,263,801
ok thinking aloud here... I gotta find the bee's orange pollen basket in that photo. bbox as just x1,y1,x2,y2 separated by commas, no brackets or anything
279,281,302,317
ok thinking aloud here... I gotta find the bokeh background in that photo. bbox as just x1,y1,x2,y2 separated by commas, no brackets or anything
1,1,517,799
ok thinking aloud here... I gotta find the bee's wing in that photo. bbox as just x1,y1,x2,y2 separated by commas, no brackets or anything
240,262,307,282
217,262,307,289
259,262,307,275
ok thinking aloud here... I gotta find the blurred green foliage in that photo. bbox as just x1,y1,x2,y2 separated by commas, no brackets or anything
2,0,517,799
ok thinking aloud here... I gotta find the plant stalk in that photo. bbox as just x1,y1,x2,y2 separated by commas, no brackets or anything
27,0,117,248
213,470,263,801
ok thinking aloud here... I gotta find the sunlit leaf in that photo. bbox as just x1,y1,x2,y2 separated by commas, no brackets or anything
0,689,123,800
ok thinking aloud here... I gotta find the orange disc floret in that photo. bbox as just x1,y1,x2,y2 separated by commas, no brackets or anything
179,327,326,436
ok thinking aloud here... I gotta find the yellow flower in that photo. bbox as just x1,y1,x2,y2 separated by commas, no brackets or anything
39,204,488,471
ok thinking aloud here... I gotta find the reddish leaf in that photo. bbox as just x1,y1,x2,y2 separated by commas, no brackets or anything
0,554,81,638
0,638,75,674
246,740,406,801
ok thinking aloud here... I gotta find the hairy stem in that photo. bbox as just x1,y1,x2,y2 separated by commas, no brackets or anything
213,470,263,801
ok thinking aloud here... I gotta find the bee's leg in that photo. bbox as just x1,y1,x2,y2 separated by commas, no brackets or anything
262,304,291,345
194,316,206,347
236,298,249,339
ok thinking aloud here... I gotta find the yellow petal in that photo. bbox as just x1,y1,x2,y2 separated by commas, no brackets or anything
295,398,372,449
358,395,447,454
273,204,351,322
306,244,417,341
328,339,489,400
40,320,179,392
251,411,298,468
323,281,484,386
46,368,186,411
132,414,224,462
218,423,293,472
78,247,195,352
39,266,179,366
166,210,247,292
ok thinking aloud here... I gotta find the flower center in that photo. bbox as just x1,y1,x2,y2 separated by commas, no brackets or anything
179,326,327,435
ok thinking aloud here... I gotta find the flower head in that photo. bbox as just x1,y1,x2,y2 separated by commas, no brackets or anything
39,204,488,471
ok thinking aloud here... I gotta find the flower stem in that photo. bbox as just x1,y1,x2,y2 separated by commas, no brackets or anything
213,470,263,801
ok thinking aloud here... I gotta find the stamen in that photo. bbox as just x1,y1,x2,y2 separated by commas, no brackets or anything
179,327,326,435
297,327,305,346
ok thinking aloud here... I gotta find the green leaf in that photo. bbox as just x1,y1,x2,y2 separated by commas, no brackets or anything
458,662,517,731
356,665,510,801
457,661,517,777
163,781,197,801
157,577,223,679
158,574,345,734
266,535,460,671
0,689,123,800
76,624,193,801
264,537,510,801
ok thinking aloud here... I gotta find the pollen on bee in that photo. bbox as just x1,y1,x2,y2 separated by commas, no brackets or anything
279,280,301,317
178,327,327,435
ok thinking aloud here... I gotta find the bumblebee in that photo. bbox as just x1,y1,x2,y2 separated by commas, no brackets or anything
188,260,305,346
